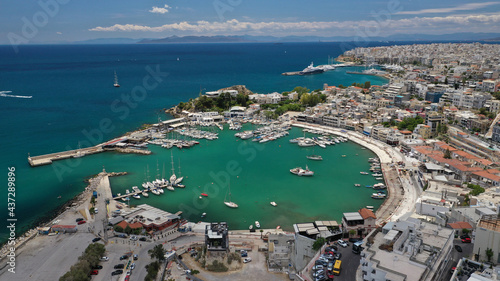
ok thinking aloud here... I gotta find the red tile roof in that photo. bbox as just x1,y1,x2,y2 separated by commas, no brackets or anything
448,222,473,229
472,171,500,182
359,208,376,220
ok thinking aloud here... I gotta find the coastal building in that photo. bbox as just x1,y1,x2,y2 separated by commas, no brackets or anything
118,204,181,233
51,225,78,233
341,208,376,237
205,222,229,252
267,233,295,273
292,221,342,271
473,216,500,263
359,217,454,281
204,89,238,98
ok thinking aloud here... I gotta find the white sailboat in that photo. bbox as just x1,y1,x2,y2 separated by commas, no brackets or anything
169,151,177,184
174,159,184,185
113,71,120,87
224,183,238,208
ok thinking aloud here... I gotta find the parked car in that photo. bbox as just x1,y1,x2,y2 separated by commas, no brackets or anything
130,263,135,270
100,256,109,261
455,245,463,252
92,237,101,243
139,237,147,241
77,220,86,225
349,238,362,243
120,255,129,260
460,234,470,240
462,237,471,243
241,250,248,257
92,265,103,270
243,257,252,263
111,270,123,276
114,264,125,269
327,262,334,271
313,265,324,271
312,270,324,277
133,254,138,260
90,270,98,275
76,218,84,222
94,208,98,214
129,235,138,241
337,240,348,248
334,253,342,260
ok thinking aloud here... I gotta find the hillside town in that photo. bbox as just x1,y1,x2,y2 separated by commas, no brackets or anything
4,43,500,281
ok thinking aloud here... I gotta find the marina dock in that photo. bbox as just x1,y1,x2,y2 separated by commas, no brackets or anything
28,146,104,167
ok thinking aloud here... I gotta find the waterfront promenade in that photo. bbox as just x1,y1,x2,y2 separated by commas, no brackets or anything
291,121,419,225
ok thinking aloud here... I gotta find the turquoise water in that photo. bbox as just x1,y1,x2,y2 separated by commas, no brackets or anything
0,42,391,241
106,125,382,231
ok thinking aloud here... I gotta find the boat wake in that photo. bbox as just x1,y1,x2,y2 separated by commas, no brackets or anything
0,91,32,99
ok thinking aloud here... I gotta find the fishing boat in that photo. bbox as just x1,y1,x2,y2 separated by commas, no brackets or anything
270,201,277,207
354,184,361,187
224,183,238,208
372,173,383,177
201,193,208,197
113,71,120,87
360,171,369,175
255,221,261,228
306,155,323,161
290,167,303,175
376,177,384,180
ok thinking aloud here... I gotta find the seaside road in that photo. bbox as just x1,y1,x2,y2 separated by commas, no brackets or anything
0,232,94,280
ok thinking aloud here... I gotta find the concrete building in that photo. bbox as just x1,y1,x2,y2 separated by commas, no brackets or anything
342,208,377,237
473,216,500,263
205,222,229,252
267,233,295,272
360,217,454,281
425,112,444,136
120,204,181,233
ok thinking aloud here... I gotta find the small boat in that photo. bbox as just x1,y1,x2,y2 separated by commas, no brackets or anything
166,185,175,191
376,177,384,180
366,206,374,210
354,184,361,187
142,191,149,197
113,71,120,87
132,194,141,199
371,192,386,199
299,165,314,176
116,204,123,209
151,189,161,196
201,193,208,197
249,225,253,230
360,172,369,175
372,173,383,177
255,221,261,228
276,226,281,230
342,155,346,157
158,188,164,194
307,155,323,161
57,195,62,199
224,183,238,208
290,167,303,175
201,213,206,218
270,202,277,207
199,196,202,199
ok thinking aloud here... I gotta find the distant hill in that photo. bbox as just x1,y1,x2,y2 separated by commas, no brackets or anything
67,32,500,45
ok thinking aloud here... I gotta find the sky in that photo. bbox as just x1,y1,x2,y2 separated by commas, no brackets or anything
1,0,500,43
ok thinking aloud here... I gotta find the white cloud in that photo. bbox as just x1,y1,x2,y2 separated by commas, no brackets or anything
397,2,499,15
89,14,500,34
149,4,170,14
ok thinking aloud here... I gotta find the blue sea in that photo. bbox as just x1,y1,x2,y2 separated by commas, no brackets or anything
0,42,393,242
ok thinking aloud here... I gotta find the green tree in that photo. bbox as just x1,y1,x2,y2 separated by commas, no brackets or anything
293,86,310,95
462,229,470,235
486,248,494,263
148,244,166,262
312,237,326,251
114,225,124,233
124,225,132,235
349,229,356,237
444,148,452,159
363,81,371,89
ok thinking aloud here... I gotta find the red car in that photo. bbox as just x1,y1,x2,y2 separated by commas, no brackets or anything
78,220,86,225
124,276,130,281
462,237,471,243
90,270,98,275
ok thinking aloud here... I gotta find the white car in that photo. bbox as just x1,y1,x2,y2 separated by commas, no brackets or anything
100,256,109,261
243,257,252,263
337,240,348,248
94,208,98,214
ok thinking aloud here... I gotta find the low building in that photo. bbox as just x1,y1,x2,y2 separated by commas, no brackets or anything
119,204,181,233
51,225,78,233
360,217,454,281
342,208,376,237
205,222,229,252
267,233,295,272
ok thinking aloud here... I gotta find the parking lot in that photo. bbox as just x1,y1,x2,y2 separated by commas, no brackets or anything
308,240,361,281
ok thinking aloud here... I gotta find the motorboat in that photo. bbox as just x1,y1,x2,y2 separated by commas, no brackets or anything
299,165,314,176
306,155,323,161
132,194,141,199
201,213,206,218
270,202,277,207
354,184,361,187
360,172,369,175
142,191,149,197
255,221,261,228
371,192,386,199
